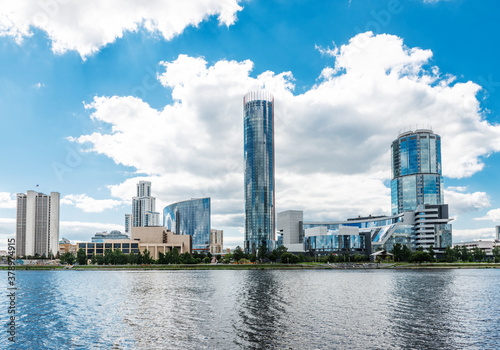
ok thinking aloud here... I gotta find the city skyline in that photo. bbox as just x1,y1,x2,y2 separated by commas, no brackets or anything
1,1,500,249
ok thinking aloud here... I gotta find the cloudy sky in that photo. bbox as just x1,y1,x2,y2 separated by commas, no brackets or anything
0,0,499,249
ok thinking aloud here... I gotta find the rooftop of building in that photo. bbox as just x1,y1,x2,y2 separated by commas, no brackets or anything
243,90,274,104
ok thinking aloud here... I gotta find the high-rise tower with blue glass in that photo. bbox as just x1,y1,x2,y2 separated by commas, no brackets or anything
391,129,444,215
244,91,275,254
163,198,211,252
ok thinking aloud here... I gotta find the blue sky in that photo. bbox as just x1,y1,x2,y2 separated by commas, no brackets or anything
0,0,499,249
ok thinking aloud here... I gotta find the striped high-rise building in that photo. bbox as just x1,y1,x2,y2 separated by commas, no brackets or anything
243,91,275,254
16,190,60,258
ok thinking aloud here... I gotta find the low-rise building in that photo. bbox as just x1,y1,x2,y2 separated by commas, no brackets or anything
132,226,192,259
278,206,452,258
59,237,78,256
453,240,500,256
77,227,192,260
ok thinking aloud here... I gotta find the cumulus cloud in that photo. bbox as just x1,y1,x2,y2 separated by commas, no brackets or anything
444,187,490,216
71,32,500,235
0,0,242,59
0,192,16,209
61,194,124,213
452,227,496,243
475,209,500,222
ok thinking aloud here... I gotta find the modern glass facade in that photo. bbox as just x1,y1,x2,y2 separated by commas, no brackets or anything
304,233,366,254
163,198,211,251
244,91,275,253
391,130,444,214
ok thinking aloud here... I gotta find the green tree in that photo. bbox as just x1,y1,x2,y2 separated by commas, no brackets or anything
427,245,436,262
115,249,128,265
127,252,137,264
77,248,87,265
281,252,299,264
401,245,412,262
276,245,288,256
202,256,211,264
136,251,144,265
171,248,180,264
96,254,105,265
390,243,403,262
158,251,166,264
445,246,457,263
104,249,115,265
181,252,196,264
493,246,500,263
142,249,153,264
223,253,233,264
268,250,279,262
472,247,485,262
248,253,257,263
233,246,244,262
410,250,433,263
60,252,76,265
460,246,471,262
257,241,268,261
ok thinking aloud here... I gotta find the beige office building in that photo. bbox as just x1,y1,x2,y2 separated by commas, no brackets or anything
132,226,192,259
78,227,192,260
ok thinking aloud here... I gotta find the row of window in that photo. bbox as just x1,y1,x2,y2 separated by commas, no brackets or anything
78,243,139,249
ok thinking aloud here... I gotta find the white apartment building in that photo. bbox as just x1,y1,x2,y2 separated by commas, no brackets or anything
16,190,60,257
125,181,160,230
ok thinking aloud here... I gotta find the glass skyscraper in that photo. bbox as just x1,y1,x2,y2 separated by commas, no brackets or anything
391,129,444,215
244,91,275,253
163,198,211,252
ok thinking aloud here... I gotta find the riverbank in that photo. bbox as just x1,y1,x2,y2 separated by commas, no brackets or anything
2,262,500,270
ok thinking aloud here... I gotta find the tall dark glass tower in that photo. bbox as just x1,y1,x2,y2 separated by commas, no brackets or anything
244,91,275,254
391,129,444,215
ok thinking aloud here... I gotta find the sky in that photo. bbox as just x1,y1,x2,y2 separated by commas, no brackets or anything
0,0,499,250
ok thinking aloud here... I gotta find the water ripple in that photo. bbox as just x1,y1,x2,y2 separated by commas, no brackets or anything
0,269,499,349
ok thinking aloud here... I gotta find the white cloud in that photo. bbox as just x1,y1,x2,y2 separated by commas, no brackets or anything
444,187,490,216
0,192,16,209
315,43,338,57
0,0,242,59
61,194,124,213
475,209,500,222
71,32,500,232
33,82,45,89
452,228,496,243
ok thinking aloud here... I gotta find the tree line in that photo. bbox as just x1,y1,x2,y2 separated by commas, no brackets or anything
389,243,500,263
57,244,372,265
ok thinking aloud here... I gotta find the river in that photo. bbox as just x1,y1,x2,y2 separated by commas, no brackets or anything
1,269,499,349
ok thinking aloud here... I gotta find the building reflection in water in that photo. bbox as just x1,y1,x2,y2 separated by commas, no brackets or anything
233,270,287,349
386,270,458,349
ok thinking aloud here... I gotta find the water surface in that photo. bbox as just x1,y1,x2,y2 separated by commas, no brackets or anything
1,269,499,349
